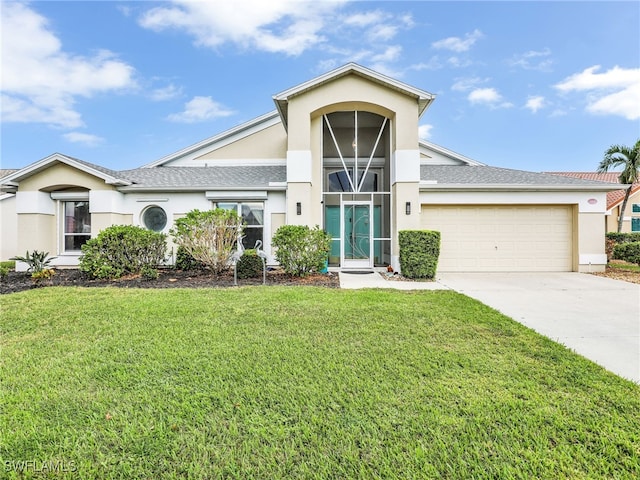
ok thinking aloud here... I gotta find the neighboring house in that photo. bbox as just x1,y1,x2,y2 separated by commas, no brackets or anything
547,172,640,233
0,63,619,273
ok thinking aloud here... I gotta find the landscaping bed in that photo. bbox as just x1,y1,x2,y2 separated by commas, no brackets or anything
0,267,339,295
591,261,640,285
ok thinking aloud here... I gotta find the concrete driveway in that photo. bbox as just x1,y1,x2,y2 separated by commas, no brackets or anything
436,273,640,383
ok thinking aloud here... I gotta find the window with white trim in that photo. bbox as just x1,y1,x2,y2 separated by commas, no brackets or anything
142,205,167,232
63,201,91,251
213,202,264,249
632,204,640,232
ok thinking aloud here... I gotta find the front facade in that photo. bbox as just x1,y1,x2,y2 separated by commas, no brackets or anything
1,64,618,272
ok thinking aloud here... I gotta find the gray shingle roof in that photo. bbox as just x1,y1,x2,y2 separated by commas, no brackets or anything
0,169,19,180
63,155,123,179
118,166,286,189
420,165,618,186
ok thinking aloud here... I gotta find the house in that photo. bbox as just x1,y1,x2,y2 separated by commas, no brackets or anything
546,172,640,233
0,63,619,273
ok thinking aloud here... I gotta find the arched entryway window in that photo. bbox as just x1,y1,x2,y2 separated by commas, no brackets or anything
322,111,391,269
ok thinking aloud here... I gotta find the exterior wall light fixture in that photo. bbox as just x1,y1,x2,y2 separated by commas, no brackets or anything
296,202,302,215
405,202,411,215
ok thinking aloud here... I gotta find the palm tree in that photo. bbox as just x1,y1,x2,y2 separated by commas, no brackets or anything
597,139,640,233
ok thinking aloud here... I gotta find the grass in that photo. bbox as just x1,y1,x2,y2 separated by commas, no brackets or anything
1,287,639,479
0,260,15,269
608,261,640,272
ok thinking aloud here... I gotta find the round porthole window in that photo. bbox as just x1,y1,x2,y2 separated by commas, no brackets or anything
142,206,167,232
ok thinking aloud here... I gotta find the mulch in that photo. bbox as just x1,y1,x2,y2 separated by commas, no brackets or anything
590,264,640,285
0,268,340,295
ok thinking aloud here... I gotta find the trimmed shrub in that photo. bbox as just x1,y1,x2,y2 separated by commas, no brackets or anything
170,209,243,274
605,232,640,260
175,246,207,271
612,242,640,266
399,230,441,279
80,225,166,279
236,249,264,279
272,225,331,277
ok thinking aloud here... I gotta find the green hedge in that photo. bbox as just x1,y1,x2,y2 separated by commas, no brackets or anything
605,232,640,260
399,230,441,279
80,225,166,279
272,225,330,277
236,249,264,279
605,232,640,244
612,242,640,266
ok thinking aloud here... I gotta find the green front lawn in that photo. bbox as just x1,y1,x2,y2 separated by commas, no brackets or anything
1,287,638,479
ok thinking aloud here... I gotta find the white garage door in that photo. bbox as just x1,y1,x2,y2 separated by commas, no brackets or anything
421,205,573,272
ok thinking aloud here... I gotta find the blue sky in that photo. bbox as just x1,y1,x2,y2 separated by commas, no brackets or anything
2,1,639,173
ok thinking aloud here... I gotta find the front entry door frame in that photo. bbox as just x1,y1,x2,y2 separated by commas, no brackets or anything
341,200,373,270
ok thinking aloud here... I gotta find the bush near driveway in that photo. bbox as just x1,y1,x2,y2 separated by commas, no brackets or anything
605,232,640,260
613,241,640,266
399,230,441,279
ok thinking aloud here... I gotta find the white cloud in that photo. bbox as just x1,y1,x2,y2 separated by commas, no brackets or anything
525,96,545,113
139,0,344,56
587,83,640,120
1,3,136,129
167,96,235,123
418,124,433,140
368,24,398,42
371,46,402,63
508,48,553,71
408,57,443,71
150,84,183,101
432,29,484,53
468,88,513,109
343,11,384,27
63,132,105,147
554,65,640,120
451,76,488,92
446,56,472,68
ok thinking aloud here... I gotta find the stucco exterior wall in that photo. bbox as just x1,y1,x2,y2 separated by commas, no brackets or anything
577,212,607,272
0,195,17,261
19,163,117,192
14,213,56,271
196,123,287,160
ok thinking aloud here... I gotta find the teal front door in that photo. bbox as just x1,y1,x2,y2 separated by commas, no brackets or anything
343,202,372,269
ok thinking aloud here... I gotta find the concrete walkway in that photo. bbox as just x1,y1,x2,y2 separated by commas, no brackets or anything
437,273,640,383
338,270,447,290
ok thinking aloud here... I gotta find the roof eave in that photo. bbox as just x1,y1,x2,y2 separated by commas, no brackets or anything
2,153,128,186
419,183,622,192
116,185,287,193
273,62,435,131
144,111,282,167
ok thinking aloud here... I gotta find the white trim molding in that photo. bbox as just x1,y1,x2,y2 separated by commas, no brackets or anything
16,191,55,215
286,150,313,183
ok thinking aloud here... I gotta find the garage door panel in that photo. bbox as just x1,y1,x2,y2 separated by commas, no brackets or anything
421,205,573,272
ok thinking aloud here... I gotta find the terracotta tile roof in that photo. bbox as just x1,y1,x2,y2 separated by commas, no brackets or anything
545,172,640,210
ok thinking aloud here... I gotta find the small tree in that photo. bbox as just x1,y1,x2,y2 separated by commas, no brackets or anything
272,225,331,276
170,209,243,274
597,139,640,232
